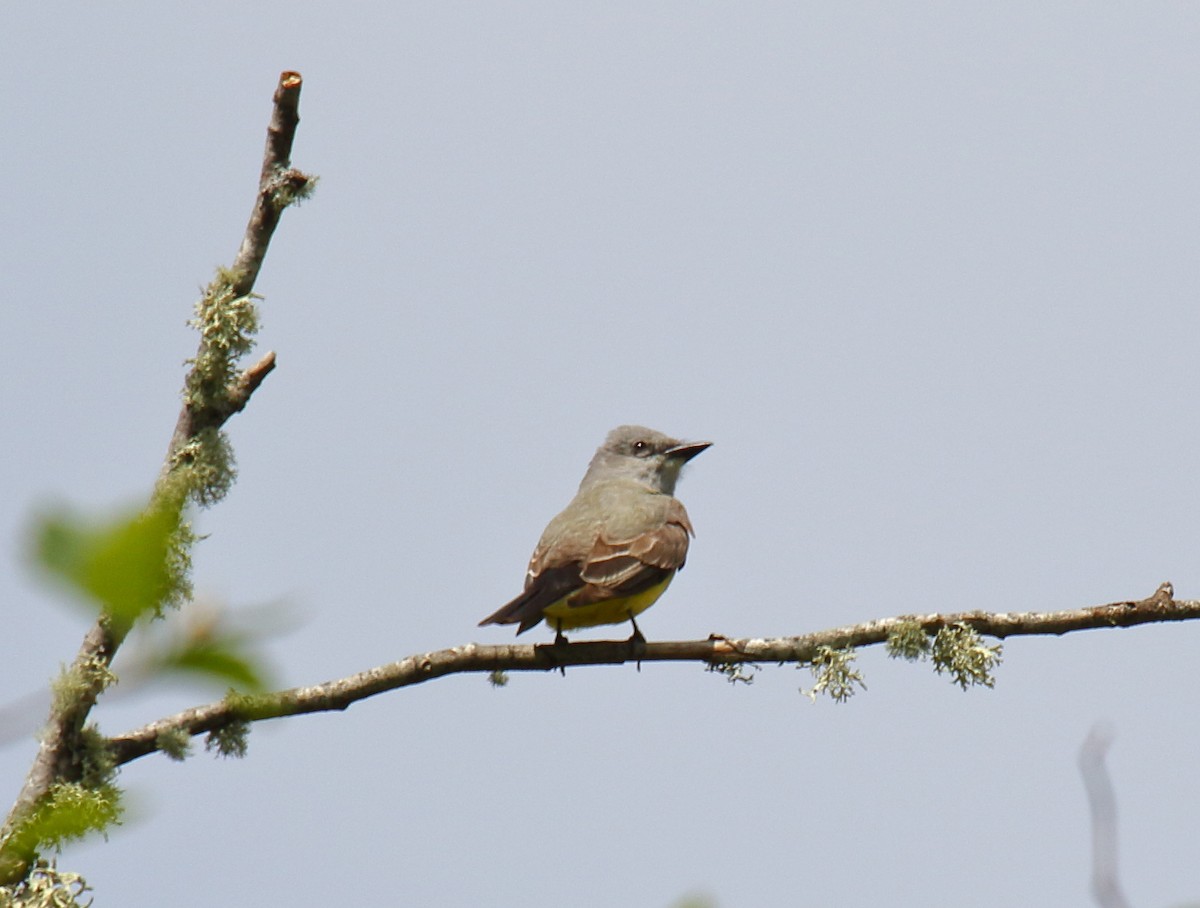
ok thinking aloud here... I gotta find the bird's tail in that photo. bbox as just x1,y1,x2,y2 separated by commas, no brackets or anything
478,588,540,633
481,568,580,634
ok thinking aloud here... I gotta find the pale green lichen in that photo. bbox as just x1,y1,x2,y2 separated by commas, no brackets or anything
185,271,260,413
804,646,866,703
267,171,319,209
50,659,116,716
155,728,193,762
222,690,276,719
886,620,933,661
146,475,195,608
932,623,1002,690
204,720,250,759
75,726,116,791
163,518,195,609
169,428,237,508
706,661,759,686
0,859,92,908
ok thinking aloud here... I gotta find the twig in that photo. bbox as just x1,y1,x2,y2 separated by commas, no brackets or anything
223,351,278,420
163,72,307,465
107,584,1195,767
230,70,305,298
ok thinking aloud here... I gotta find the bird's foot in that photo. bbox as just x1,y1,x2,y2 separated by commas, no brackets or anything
627,617,646,671
551,627,569,675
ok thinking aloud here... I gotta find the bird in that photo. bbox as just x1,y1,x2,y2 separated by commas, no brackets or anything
479,425,710,643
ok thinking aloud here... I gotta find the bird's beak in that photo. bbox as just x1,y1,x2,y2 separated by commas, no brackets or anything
665,440,712,463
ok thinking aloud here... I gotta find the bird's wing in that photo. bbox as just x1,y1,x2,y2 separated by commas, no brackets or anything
569,501,693,607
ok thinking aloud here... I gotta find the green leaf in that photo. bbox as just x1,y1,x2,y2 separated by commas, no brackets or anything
32,499,182,632
158,639,267,692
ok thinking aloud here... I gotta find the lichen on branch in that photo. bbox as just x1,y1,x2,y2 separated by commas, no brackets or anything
186,270,261,414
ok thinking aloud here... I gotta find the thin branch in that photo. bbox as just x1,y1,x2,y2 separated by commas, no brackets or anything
108,583,1196,767
1080,726,1131,908
163,72,309,466
222,351,278,420
230,70,305,298
0,72,308,883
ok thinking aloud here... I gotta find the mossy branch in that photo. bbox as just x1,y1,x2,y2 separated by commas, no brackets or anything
0,71,313,887
107,583,1192,767
161,70,314,488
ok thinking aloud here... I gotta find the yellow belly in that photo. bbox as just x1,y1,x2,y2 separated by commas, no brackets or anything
541,573,675,632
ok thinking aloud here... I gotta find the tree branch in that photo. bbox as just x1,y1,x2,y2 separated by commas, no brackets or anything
107,583,1195,767
0,72,309,883
163,71,309,464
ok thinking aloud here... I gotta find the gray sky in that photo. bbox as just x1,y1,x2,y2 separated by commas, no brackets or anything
4,3,1200,905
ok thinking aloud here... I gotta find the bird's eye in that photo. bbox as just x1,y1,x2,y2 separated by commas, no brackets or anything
632,440,649,455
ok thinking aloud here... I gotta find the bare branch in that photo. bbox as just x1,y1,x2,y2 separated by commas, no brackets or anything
223,352,278,419
229,70,306,298
107,584,1196,768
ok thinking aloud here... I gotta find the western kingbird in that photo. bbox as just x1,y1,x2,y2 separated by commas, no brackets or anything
479,425,710,643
